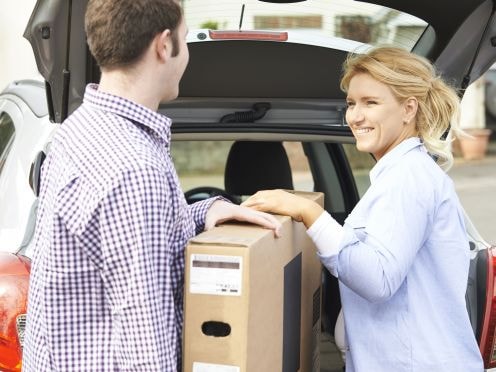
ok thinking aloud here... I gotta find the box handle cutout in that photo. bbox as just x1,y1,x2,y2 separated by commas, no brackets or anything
202,321,231,337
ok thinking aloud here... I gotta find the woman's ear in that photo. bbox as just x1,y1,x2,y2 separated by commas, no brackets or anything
403,96,418,124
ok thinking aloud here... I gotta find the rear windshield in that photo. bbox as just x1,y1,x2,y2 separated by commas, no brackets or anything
182,0,428,50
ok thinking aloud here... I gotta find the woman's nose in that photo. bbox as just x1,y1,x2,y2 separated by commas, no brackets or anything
346,105,364,125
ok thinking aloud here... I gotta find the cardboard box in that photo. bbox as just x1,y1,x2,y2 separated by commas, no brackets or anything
183,191,323,372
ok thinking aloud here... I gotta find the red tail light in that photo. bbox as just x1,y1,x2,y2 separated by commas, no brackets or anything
0,253,30,372
480,246,496,368
209,30,288,41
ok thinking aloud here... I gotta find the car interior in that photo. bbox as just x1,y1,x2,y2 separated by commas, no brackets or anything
185,141,295,205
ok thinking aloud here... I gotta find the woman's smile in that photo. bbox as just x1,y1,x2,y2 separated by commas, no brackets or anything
354,127,374,135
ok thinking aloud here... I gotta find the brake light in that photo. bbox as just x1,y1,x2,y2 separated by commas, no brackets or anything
0,314,24,372
480,246,496,368
0,253,30,372
209,30,288,41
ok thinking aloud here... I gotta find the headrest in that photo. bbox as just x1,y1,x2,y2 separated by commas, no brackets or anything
224,141,294,196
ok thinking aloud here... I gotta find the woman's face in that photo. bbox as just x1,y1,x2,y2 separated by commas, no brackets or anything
345,73,417,160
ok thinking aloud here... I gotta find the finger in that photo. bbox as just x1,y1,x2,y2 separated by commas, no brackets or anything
258,212,282,238
250,210,281,230
258,210,280,226
245,213,281,237
246,204,273,214
242,197,274,211
242,190,273,205
240,199,254,207
241,200,265,209
241,196,261,207
234,206,271,225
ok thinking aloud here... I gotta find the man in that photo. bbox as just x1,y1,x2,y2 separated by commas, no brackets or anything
22,1,280,370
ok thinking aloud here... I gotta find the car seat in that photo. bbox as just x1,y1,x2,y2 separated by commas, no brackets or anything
224,141,294,198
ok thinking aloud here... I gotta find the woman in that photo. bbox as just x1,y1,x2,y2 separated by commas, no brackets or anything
243,47,483,371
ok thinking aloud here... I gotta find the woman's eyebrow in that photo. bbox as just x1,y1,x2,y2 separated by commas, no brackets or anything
346,95,381,101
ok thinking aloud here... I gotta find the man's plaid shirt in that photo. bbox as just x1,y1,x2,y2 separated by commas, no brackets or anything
23,84,215,371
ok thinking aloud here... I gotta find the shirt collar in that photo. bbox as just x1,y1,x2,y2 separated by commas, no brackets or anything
369,137,424,183
83,84,172,143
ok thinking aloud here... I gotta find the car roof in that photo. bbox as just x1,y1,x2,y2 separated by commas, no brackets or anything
24,0,496,125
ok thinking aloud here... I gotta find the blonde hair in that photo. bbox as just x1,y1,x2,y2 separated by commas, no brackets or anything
340,46,461,170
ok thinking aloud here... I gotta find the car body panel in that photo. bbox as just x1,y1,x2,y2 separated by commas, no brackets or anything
0,85,54,253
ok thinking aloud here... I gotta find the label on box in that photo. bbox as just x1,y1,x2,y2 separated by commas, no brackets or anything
193,362,240,372
190,254,242,296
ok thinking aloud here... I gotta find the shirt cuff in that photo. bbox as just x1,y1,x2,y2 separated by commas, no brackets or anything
307,211,344,257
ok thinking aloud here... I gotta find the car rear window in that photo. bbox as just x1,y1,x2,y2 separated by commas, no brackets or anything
183,0,428,50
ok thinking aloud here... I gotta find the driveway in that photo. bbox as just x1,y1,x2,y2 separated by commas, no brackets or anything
449,141,496,245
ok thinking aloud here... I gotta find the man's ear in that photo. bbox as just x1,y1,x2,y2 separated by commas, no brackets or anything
155,29,172,62
403,96,418,124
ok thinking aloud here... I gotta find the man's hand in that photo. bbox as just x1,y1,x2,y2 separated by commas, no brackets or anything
242,189,323,229
205,200,282,237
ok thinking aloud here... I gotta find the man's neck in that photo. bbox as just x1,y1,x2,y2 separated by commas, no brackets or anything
98,68,160,111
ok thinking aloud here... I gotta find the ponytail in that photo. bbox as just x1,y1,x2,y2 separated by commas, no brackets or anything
417,77,460,170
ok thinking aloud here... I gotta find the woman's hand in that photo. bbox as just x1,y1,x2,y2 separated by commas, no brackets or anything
242,189,323,228
205,200,282,237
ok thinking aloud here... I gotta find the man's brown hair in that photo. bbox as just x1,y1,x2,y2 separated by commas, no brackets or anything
85,0,182,69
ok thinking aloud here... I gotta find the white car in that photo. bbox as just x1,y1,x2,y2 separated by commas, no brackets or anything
1,0,496,370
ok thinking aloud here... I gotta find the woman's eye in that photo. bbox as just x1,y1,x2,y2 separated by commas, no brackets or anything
366,100,377,105
346,102,355,107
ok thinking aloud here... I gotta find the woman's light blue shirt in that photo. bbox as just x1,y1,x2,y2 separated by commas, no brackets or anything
318,138,483,371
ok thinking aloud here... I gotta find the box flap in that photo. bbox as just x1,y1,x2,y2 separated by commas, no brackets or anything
190,235,252,247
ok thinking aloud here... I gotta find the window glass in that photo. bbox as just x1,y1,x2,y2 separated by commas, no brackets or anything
183,0,427,51
282,141,313,191
342,143,376,197
171,140,314,197
0,113,16,175
172,140,233,191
